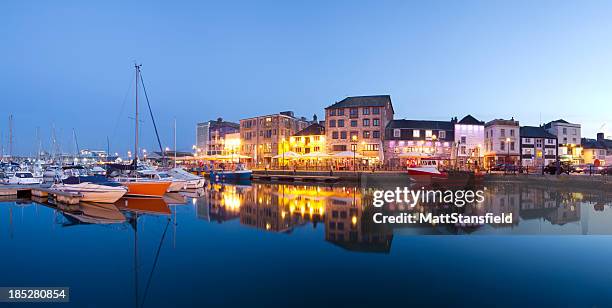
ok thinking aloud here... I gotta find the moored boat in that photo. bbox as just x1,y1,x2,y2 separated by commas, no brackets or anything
51,182,127,203
2,171,43,185
114,179,171,198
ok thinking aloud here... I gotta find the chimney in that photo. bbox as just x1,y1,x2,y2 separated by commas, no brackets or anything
597,132,604,142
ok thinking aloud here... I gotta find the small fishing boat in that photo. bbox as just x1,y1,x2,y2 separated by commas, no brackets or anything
51,182,127,203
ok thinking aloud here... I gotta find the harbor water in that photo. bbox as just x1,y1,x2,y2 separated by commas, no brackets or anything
2,181,612,307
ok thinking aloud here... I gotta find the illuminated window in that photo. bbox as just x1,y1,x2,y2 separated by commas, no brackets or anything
413,130,420,138
393,129,400,138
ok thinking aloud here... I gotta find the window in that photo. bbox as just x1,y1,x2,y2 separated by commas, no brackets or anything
460,136,467,144
439,131,446,139
461,146,466,154
563,137,567,143
425,130,432,138
573,128,577,135
372,107,380,114
350,131,358,140
337,119,344,127
373,131,380,138
363,144,380,151
500,129,506,137
363,131,370,138
329,120,336,127
350,120,358,127
536,139,542,148
363,119,370,126
524,138,531,143
562,127,567,134
572,138,576,143
373,119,380,126
413,130,420,138
510,129,515,137
500,141,505,151
332,131,338,139
393,129,400,138
340,131,347,139
349,108,358,118
333,145,347,151
338,109,345,116
510,142,515,151
363,107,370,115
329,109,336,116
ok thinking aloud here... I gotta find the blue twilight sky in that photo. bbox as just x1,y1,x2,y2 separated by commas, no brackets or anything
1,0,611,156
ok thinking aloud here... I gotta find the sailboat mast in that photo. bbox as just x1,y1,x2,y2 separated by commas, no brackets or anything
8,115,13,160
135,64,140,163
174,118,177,168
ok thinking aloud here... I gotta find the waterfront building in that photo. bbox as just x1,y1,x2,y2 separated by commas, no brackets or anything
453,115,485,168
289,123,326,155
581,133,611,166
519,126,558,168
196,118,240,156
544,119,582,164
325,95,394,163
239,111,310,166
384,119,455,169
483,118,520,168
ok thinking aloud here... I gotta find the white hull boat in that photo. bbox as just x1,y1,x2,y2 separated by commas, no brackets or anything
51,183,128,203
167,168,206,189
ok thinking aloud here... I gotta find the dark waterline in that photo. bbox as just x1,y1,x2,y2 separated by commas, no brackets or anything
2,182,612,307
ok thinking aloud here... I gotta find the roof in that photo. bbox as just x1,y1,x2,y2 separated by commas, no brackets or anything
544,119,578,129
326,95,393,111
458,115,484,125
581,138,609,149
387,119,454,130
293,123,325,136
520,126,557,139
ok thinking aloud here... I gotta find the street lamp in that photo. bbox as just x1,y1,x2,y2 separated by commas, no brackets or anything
281,138,286,170
351,135,358,171
505,137,511,173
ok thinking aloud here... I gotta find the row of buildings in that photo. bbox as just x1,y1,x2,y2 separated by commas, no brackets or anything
196,95,611,169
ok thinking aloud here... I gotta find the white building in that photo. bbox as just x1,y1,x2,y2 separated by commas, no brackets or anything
484,118,520,168
519,126,558,168
544,119,582,163
453,115,485,168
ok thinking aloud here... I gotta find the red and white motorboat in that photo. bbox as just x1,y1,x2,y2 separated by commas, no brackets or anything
406,159,448,183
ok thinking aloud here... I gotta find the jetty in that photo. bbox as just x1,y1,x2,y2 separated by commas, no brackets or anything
0,184,83,204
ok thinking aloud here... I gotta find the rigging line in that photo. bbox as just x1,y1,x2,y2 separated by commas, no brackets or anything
111,74,135,142
140,218,171,308
138,71,166,164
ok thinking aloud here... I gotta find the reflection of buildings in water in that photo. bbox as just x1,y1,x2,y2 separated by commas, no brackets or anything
324,187,393,253
240,184,326,232
477,184,520,226
517,184,581,225
200,184,246,223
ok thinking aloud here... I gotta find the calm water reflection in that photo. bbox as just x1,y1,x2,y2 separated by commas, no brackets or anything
2,182,612,307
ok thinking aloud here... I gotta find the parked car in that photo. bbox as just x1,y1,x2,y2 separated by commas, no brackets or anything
544,161,573,175
490,163,520,172
574,164,604,174
600,166,612,175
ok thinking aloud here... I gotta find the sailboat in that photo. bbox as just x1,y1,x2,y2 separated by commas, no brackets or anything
109,64,170,197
